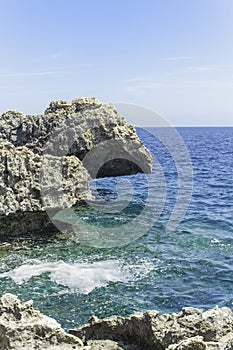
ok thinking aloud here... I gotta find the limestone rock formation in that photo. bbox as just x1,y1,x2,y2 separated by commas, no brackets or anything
0,98,152,175
0,142,91,236
0,293,124,350
0,98,152,237
0,293,83,349
71,306,233,350
1,293,233,350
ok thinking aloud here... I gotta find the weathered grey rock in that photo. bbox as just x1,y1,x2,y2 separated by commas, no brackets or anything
1,294,233,350
0,293,83,350
0,98,152,176
0,142,91,237
0,98,152,237
86,340,124,349
167,336,207,349
71,307,233,350
0,294,128,350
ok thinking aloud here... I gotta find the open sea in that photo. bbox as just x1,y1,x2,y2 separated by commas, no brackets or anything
0,127,232,330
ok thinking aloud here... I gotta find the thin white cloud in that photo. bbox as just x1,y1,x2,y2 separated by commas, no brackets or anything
123,78,233,93
165,64,229,77
62,62,114,69
160,56,193,61
0,71,59,78
0,61,114,79
179,79,233,88
184,66,220,73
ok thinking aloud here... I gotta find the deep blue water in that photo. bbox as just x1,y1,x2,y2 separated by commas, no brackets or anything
0,127,232,330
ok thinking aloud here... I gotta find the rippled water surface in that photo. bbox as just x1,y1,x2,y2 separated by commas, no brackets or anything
0,127,232,330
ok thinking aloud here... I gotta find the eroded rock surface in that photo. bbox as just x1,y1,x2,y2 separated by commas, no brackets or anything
0,293,83,349
71,307,233,350
0,98,152,237
0,141,91,236
0,293,125,350
0,98,152,173
1,294,233,350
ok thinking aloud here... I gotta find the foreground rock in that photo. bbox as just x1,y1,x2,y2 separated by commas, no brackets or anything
71,307,233,350
0,98,152,237
1,293,233,349
0,293,83,349
0,293,124,350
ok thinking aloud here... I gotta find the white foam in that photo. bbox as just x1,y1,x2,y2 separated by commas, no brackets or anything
0,259,154,294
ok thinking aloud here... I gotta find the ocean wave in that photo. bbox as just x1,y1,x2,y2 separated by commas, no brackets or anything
0,259,154,294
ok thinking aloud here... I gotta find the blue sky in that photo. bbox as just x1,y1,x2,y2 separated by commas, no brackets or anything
0,0,233,126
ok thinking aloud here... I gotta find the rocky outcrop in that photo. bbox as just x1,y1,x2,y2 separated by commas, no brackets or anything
0,98,151,172
71,307,233,349
0,293,83,349
1,293,233,350
0,98,152,237
0,293,124,350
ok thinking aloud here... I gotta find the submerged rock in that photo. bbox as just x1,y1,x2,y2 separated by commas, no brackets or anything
0,98,152,237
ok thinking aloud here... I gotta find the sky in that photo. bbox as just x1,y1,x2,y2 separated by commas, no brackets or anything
0,0,233,126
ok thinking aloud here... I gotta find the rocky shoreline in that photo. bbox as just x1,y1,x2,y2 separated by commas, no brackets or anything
1,293,233,350
1,99,230,349
0,97,152,238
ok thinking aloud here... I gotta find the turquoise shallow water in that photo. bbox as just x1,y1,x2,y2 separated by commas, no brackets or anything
0,127,232,330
